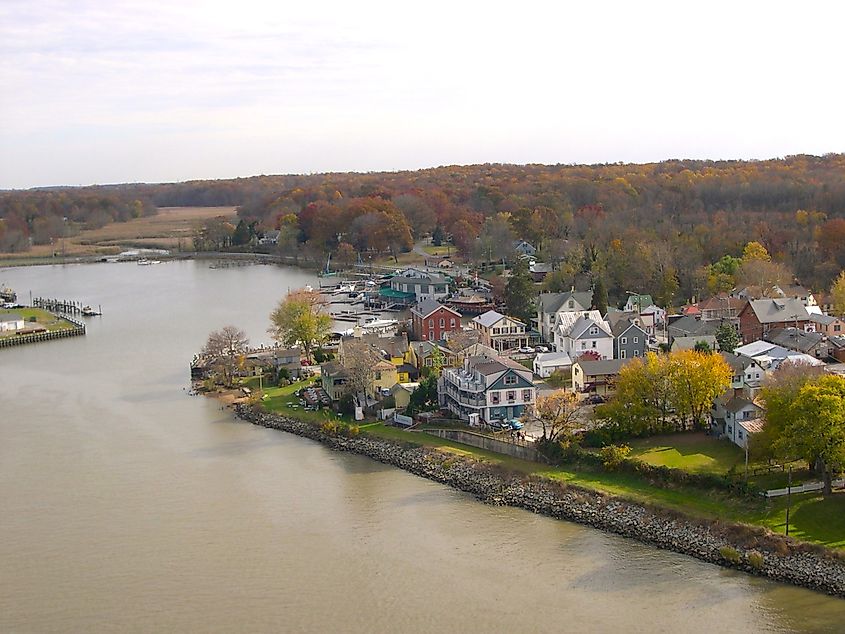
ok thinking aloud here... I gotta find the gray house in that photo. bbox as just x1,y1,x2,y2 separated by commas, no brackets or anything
537,289,593,343
610,319,648,360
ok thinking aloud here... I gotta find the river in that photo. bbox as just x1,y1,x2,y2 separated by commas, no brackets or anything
1,260,843,633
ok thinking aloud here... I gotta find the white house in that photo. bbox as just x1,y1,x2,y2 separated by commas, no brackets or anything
471,310,529,352
533,352,573,378
537,290,593,343
711,395,764,449
554,313,613,360
0,313,25,332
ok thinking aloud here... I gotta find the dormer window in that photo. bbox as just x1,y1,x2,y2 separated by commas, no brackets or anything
568,300,574,308
589,327,598,335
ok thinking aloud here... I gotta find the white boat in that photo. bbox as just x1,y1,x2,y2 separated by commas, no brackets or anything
138,259,151,265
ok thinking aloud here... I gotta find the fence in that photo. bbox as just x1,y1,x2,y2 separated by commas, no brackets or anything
425,428,539,462
763,479,845,498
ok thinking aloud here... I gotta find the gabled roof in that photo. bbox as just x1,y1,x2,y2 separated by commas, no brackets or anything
668,315,718,337
473,310,524,328
766,327,826,354
0,312,22,322
576,359,626,375
725,396,761,414
610,317,647,338
744,298,810,324
671,335,717,351
810,313,842,326
556,310,604,336
720,352,749,373
568,315,612,339
534,352,573,365
412,298,460,319
538,290,593,314
391,272,449,286
698,296,745,312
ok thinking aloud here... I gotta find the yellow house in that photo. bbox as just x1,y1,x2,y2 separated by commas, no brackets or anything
391,382,419,409
371,360,399,398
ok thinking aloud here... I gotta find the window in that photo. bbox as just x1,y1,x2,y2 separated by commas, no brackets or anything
633,337,639,344
491,391,500,404
727,425,732,434
504,375,517,385
450,318,456,328
633,350,640,357
439,318,445,328
523,389,532,401
568,300,574,308
621,337,627,345
835,324,841,332
375,371,382,380
429,318,434,327
581,342,587,349
620,350,626,359
507,391,516,401
738,429,744,440
429,330,434,341
590,327,598,335
591,341,596,348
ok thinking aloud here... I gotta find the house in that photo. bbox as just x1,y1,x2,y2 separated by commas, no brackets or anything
624,294,653,314
738,298,812,344
610,318,648,360
471,310,529,352
571,359,626,396
0,313,24,332
245,347,302,378
710,395,764,449
554,313,614,360
667,315,719,345
529,261,553,282
411,299,462,342
320,362,349,401
439,353,536,423
513,240,536,256
640,304,666,328
671,335,718,352
734,339,826,372
720,352,765,394
390,382,419,409
766,327,832,360
830,335,845,362
533,352,573,378
537,290,593,343
258,230,280,245
384,270,450,304
814,292,838,316
810,313,845,338
698,295,745,321
409,340,458,371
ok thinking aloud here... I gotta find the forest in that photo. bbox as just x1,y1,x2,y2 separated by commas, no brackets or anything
3,154,845,306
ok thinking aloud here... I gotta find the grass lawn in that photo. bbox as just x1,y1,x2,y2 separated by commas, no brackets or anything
422,245,452,256
627,433,746,475
245,377,358,425
352,424,845,548
0,307,76,337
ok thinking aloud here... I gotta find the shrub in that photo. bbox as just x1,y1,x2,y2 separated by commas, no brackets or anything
746,550,765,570
28,315,37,322
719,546,742,564
345,424,360,438
320,420,342,436
600,444,631,470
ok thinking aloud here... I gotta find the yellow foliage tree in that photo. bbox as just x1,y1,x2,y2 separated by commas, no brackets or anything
830,270,845,317
667,349,732,430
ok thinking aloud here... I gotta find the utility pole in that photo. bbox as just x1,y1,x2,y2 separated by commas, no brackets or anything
785,466,792,536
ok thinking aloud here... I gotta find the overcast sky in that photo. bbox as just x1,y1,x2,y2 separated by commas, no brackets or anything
1,0,843,189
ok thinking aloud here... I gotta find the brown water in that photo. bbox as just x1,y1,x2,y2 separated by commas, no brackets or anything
1,260,844,633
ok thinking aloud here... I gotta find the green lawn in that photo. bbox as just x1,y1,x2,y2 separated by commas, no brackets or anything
422,245,452,256
627,433,746,475
354,424,845,549
0,307,76,337
245,377,358,425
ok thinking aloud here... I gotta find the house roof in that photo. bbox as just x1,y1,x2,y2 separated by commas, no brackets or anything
391,382,419,394
576,359,626,375
321,361,348,377
810,313,841,326
469,353,531,376
610,318,647,338
473,310,525,329
671,335,718,351
568,315,612,339
766,327,826,354
668,315,718,337
698,296,745,312
625,294,653,309
412,298,459,319
725,396,761,414
391,273,448,286
0,312,22,322
738,419,766,434
745,298,810,324
534,352,573,366
720,352,749,372
538,290,593,314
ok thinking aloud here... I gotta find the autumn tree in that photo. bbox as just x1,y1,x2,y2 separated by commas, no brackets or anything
535,390,581,444
268,288,332,364
594,353,673,436
201,325,250,386
770,375,845,494
830,270,845,317
339,338,382,404
668,349,732,430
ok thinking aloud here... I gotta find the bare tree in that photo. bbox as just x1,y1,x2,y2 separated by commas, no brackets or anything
202,325,249,386
534,390,581,444
339,338,382,405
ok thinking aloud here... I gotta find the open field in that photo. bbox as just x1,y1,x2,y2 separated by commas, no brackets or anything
0,206,237,261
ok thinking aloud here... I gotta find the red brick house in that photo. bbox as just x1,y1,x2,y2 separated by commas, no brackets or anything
738,298,811,344
411,299,462,342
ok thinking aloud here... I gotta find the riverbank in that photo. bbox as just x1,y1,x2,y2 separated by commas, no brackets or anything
234,403,845,598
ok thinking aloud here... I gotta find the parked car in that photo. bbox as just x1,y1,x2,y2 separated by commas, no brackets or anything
534,345,549,353
518,346,534,354
585,394,605,405
508,419,524,430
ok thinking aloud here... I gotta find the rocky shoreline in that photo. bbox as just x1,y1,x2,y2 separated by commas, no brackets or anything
235,405,845,599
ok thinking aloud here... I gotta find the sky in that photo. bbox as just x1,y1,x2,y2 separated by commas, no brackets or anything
1,0,844,189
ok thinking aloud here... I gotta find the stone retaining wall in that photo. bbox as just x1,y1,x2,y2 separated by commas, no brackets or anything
235,405,845,599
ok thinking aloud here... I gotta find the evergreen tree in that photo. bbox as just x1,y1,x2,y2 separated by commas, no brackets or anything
505,258,536,324
715,322,740,353
232,219,251,246
592,277,608,316
431,225,445,246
